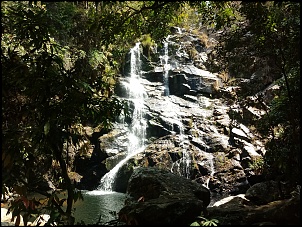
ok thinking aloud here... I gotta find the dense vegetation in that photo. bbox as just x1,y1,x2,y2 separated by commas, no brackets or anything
1,1,300,225
198,1,300,186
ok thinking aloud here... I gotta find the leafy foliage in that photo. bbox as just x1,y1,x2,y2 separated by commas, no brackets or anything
190,216,219,226
249,156,264,175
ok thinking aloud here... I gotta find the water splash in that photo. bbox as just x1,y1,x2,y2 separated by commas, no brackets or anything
98,147,145,192
98,42,147,192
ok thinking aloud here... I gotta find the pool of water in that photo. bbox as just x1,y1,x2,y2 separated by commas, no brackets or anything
73,190,127,225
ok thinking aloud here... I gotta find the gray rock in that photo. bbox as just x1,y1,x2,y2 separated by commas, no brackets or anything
207,186,300,225
245,180,283,205
119,167,210,225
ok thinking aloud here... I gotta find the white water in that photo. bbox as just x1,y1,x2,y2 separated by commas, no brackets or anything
179,124,191,179
160,36,171,96
203,149,215,189
169,121,191,179
97,146,146,192
98,42,147,192
124,42,147,152
177,27,182,34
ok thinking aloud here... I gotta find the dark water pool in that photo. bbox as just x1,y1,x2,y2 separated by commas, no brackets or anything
73,190,126,225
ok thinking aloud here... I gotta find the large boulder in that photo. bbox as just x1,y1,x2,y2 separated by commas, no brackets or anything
207,185,300,225
118,167,210,225
245,180,292,205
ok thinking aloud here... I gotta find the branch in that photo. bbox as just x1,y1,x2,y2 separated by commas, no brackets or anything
119,2,170,28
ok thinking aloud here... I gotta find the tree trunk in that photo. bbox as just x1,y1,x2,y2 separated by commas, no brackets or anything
53,142,75,225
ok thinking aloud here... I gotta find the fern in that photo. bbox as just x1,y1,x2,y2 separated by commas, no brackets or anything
190,216,219,226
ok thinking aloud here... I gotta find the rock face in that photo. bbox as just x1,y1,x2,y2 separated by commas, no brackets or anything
74,26,269,195
70,26,297,225
118,167,210,225
96,26,268,198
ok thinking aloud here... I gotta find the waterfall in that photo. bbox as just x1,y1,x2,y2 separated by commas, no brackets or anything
176,27,182,34
161,36,171,96
126,42,147,152
98,42,147,192
202,149,215,189
178,124,191,179
169,121,191,179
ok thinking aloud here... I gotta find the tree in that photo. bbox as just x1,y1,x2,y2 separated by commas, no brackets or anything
2,1,124,224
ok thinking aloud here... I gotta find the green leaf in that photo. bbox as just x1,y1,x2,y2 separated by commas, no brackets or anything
190,221,201,226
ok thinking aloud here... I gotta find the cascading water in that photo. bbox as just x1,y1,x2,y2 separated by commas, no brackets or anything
159,35,193,179
189,117,215,189
176,27,182,34
202,148,215,189
98,42,147,192
168,120,191,179
160,36,171,96
178,123,191,179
